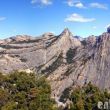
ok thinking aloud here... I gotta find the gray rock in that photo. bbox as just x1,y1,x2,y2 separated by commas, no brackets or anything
0,28,110,100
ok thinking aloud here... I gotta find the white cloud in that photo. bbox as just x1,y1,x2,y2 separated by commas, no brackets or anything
31,0,52,6
67,0,73,7
65,13,95,23
105,24,110,29
90,3,108,9
75,2,86,8
0,17,6,21
66,0,86,8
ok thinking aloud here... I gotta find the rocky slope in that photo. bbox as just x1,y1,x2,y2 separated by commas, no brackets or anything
0,27,110,101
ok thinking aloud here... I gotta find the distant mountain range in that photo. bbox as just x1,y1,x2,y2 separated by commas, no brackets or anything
0,27,110,101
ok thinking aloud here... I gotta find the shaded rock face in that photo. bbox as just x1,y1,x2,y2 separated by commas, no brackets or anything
107,26,110,33
0,28,110,99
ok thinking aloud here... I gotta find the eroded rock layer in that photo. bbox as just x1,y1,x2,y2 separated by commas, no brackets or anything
0,28,110,99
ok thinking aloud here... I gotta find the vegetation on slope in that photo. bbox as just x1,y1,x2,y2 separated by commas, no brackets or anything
66,48,77,64
0,71,110,110
0,71,57,110
69,82,110,110
41,53,63,75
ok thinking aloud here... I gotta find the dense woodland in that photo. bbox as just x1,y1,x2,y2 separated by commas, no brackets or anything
69,82,110,110
0,72,57,110
0,71,110,110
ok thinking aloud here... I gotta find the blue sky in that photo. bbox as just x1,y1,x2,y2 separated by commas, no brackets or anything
0,0,110,39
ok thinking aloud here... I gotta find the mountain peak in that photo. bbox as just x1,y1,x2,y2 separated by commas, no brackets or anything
1,29,110,102
63,28,70,32
60,28,73,37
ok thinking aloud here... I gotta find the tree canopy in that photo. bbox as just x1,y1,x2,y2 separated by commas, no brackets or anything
69,82,110,110
0,71,57,110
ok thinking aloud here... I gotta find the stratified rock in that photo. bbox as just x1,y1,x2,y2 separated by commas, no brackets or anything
0,28,110,102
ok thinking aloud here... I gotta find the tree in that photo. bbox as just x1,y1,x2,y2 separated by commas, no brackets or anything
0,89,9,107
0,71,57,110
69,83,110,110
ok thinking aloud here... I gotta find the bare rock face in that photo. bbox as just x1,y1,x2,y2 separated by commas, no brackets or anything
86,35,96,45
0,28,110,101
0,29,81,73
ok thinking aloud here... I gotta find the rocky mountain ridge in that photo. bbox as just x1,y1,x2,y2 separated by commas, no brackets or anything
0,27,110,100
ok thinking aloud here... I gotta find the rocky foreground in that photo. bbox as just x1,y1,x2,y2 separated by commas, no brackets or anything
0,27,110,100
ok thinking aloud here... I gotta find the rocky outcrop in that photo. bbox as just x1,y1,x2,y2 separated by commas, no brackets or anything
0,28,110,102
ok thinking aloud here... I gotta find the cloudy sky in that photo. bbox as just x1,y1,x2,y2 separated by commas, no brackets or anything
0,0,110,39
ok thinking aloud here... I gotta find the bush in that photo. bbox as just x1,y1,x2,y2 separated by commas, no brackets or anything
69,82,110,110
0,71,57,110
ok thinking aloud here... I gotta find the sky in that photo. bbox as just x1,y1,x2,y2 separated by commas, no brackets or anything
0,0,110,39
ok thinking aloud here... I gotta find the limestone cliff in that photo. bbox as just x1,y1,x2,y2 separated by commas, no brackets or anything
0,28,110,101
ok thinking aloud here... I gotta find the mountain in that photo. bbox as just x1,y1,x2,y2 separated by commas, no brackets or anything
0,27,110,101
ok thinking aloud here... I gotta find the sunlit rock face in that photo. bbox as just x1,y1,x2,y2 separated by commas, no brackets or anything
0,28,110,99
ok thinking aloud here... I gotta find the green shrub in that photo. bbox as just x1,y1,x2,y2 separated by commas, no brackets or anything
0,71,57,110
